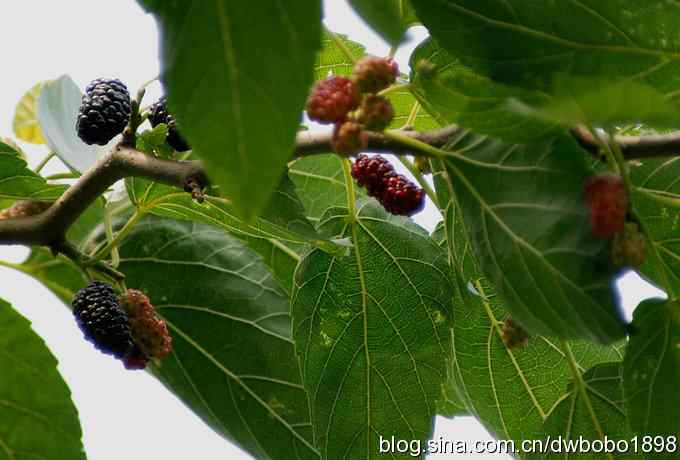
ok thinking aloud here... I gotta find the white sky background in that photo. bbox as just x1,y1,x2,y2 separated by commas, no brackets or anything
0,1,668,459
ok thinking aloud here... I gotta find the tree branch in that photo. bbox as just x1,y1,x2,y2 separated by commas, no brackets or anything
1,124,678,249
570,125,680,160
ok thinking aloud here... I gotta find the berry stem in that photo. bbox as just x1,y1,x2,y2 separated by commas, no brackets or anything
377,83,411,97
90,208,146,264
341,158,358,221
103,200,120,268
606,128,634,195
45,172,80,181
54,241,125,282
396,156,439,208
33,152,56,174
382,129,444,159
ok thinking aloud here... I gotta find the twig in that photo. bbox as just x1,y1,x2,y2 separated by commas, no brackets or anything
52,241,125,282
571,125,680,160
2,124,680,249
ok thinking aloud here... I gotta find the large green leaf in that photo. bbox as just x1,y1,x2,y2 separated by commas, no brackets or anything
439,132,626,342
530,363,639,460
432,180,623,452
118,217,318,460
347,0,408,45
409,38,557,143
410,0,680,129
0,298,85,460
18,249,88,305
138,0,322,220
430,222,468,420
292,202,453,459
126,172,320,290
0,141,65,204
314,31,364,81
629,158,680,298
289,155,352,223
624,299,680,453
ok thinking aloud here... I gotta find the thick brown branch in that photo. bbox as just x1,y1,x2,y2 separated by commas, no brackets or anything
1,124,678,248
0,145,206,246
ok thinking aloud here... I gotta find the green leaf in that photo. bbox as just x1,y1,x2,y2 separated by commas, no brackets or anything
347,0,407,45
0,298,85,460
624,299,680,450
409,38,557,143
136,124,174,158
37,75,105,173
118,217,318,460
292,202,454,459
629,158,680,298
434,186,623,448
431,221,469,419
396,0,419,27
512,77,680,131
314,31,364,81
19,249,88,305
531,362,639,460
289,154,358,223
125,170,326,288
0,142,66,203
410,0,680,129
439,132,626,342
13,83,46,145
138,0,322,220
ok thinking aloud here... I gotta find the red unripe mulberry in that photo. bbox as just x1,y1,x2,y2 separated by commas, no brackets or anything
306,76,360,124
584,173,628,238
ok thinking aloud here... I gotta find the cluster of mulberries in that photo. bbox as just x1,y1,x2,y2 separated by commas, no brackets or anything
351,154,424,216
76,78,190,152
306,56,399,156
72,282,172,370
307,56,426,216
583,172,646,267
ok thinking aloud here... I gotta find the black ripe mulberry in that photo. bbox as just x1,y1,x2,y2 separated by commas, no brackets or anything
352,56,399,94
352,154,425,216
306,76,360,124
148,97,190,152
72,281,134,359
76,79,131,145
